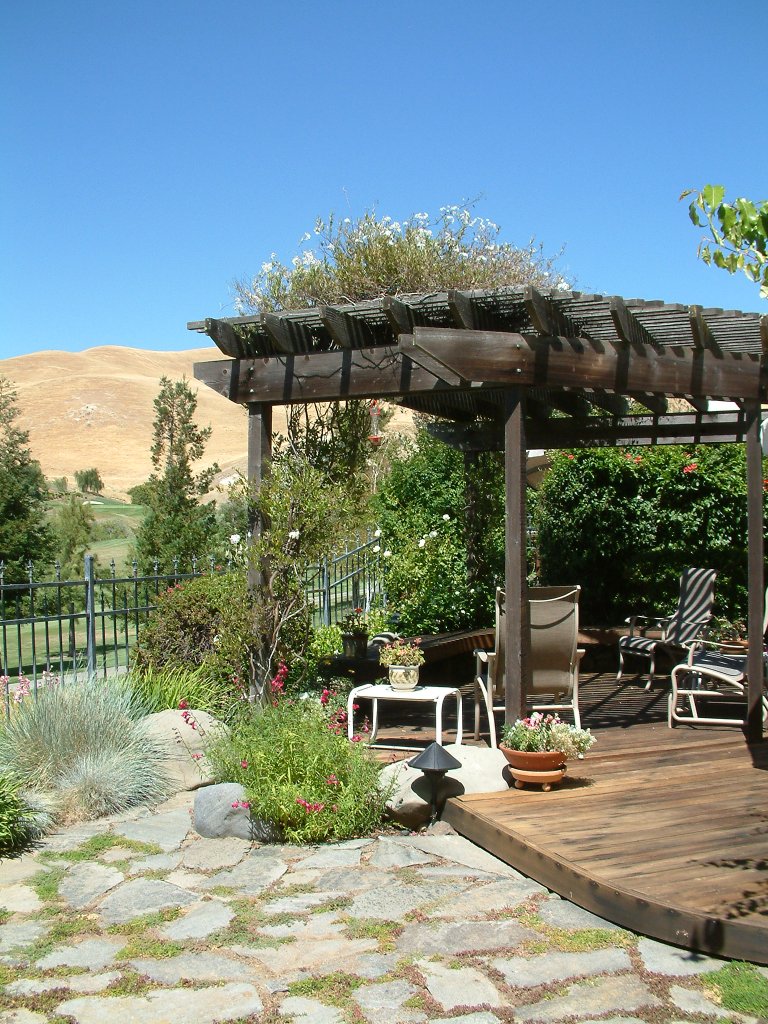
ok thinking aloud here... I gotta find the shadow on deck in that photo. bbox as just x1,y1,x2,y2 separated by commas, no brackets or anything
366,668,768,964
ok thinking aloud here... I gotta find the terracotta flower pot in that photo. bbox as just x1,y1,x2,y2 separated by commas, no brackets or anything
499,746,567,791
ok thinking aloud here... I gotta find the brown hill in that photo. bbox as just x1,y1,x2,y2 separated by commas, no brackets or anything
0,346,262,500
1,346,413,501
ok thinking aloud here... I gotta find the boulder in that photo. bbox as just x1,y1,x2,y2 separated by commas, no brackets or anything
193,783,279,843
380,743,509,829
144,708,221,792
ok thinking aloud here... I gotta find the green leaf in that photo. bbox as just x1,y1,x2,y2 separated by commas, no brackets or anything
702,184,725,210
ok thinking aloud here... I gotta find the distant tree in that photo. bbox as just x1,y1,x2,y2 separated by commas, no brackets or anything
74,468,104,494
48,477,68,495
127,481,154,506
682,185,768,298
135,377,219,573
54,495,94,577
0,376,54,581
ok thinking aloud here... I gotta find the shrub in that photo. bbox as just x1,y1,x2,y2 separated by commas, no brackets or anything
0,677,171,823
133,572,254,697
0,775,39,859
535,444,757,624
123,664,234,717
204,696,388,844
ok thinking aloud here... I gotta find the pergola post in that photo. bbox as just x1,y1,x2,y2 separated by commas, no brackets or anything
246,403,272,593
745,401,764,743
504,389,530,724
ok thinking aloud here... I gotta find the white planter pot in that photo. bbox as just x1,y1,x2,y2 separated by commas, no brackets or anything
388,665,420,690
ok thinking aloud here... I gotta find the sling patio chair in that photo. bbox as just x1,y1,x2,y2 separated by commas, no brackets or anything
616,567,717,689
668,587,768,728
474,586,585,748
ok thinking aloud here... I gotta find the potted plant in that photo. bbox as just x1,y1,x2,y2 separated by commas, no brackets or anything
338,608,369,659
499,712,596,791
378,637,425,690
708,616,749,653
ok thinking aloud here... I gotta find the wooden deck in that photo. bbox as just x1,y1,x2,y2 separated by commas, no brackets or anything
364,669,768,963
441,672,768,964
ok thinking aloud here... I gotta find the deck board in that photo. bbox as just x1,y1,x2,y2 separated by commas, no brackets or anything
440,671,768,964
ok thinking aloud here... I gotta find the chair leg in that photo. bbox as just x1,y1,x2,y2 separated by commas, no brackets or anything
475,676,497,748
616,646,625,681
643,651,656,691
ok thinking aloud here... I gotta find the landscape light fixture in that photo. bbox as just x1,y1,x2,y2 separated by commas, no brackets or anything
408,742,462,824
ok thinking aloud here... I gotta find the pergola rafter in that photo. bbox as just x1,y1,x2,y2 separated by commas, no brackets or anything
190,286,768,742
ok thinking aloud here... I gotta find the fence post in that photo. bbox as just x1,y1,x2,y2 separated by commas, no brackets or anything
322,557,331,626
85,555,96,680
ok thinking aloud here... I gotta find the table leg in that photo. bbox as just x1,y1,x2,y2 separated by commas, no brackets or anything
454,691,463,745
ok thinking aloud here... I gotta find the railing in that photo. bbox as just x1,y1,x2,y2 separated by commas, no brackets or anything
1,538,384,714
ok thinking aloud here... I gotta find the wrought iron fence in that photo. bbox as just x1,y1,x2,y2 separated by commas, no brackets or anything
2,538,384,716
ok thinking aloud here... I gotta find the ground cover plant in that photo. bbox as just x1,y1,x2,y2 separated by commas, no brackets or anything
0,774,41,858
204,674,388,843
0,675,170,823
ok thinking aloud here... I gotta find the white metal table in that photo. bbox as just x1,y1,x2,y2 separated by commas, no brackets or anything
346,683,463,750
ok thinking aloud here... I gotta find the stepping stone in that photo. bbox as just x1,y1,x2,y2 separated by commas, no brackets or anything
164,869,209,889
158,899,234,940
279,996,346,1023
0,884,41,914
55,981,263,1023
637,936,725,975
398,835,526,877
0,1010,50,1023
416,959,502,1010
368,839,437,868
237,936,378,978
300,866,391,894
492,948,632,987
0,857,48,884
128,950,245,984
669,984,737,1018
429,878,545,918
537,898,623,931
352,951,400,979
5,972,120,996
41,822,105,853
295,846,363,869
98,878,197,925
431,1015,501,1024
263,890,347,915
59,863,124,909
127,852,182,874
514,975,661,1022
36,937,126,971
259,911,345,940
199,855,288,894
353,978,427,1023
112,807,191,852
397,919,538,955
0,920,52,955
346,879,471,920
181,837,250,871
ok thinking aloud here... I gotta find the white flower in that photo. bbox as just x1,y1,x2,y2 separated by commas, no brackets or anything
288,530,300,540
261,261,273,274
230,534,241,545
383,549,392,558
418,538,426,549
372,545,381,553
442,514,450,521
373,529,381,538
429,530,437,538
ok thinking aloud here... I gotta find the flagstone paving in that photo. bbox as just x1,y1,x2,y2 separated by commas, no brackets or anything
0,790,763,1023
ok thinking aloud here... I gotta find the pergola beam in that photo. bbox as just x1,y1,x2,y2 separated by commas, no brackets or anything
403,328,766,402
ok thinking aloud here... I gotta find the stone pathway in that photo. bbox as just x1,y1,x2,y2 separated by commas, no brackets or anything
0,791,763,1023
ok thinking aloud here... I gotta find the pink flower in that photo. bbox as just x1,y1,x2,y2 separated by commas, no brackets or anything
240,759,249,770
191,753,203,761
326,774,339,786
178,699,189,710
683,462,698,474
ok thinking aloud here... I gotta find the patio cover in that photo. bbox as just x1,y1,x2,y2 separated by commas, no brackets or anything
190,287,768,741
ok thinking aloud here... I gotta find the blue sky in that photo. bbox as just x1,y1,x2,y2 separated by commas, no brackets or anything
2,0,766,359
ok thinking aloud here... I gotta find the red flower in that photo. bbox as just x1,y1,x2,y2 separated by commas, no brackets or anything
683,463,698,474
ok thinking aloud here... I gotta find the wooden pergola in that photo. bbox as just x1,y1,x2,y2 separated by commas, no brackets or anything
190,286,768,742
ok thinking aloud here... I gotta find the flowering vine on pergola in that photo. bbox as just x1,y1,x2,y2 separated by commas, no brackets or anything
190,286,768,742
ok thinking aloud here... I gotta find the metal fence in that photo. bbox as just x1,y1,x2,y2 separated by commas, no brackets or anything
1,538,383,712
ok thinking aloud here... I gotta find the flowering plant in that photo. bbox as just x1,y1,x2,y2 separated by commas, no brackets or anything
338,607,368,634
378,637,425,668
500,713,595,758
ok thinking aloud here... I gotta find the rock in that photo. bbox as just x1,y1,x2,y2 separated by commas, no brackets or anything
380,744,509,828
193,782,278,841
143,708,221,792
